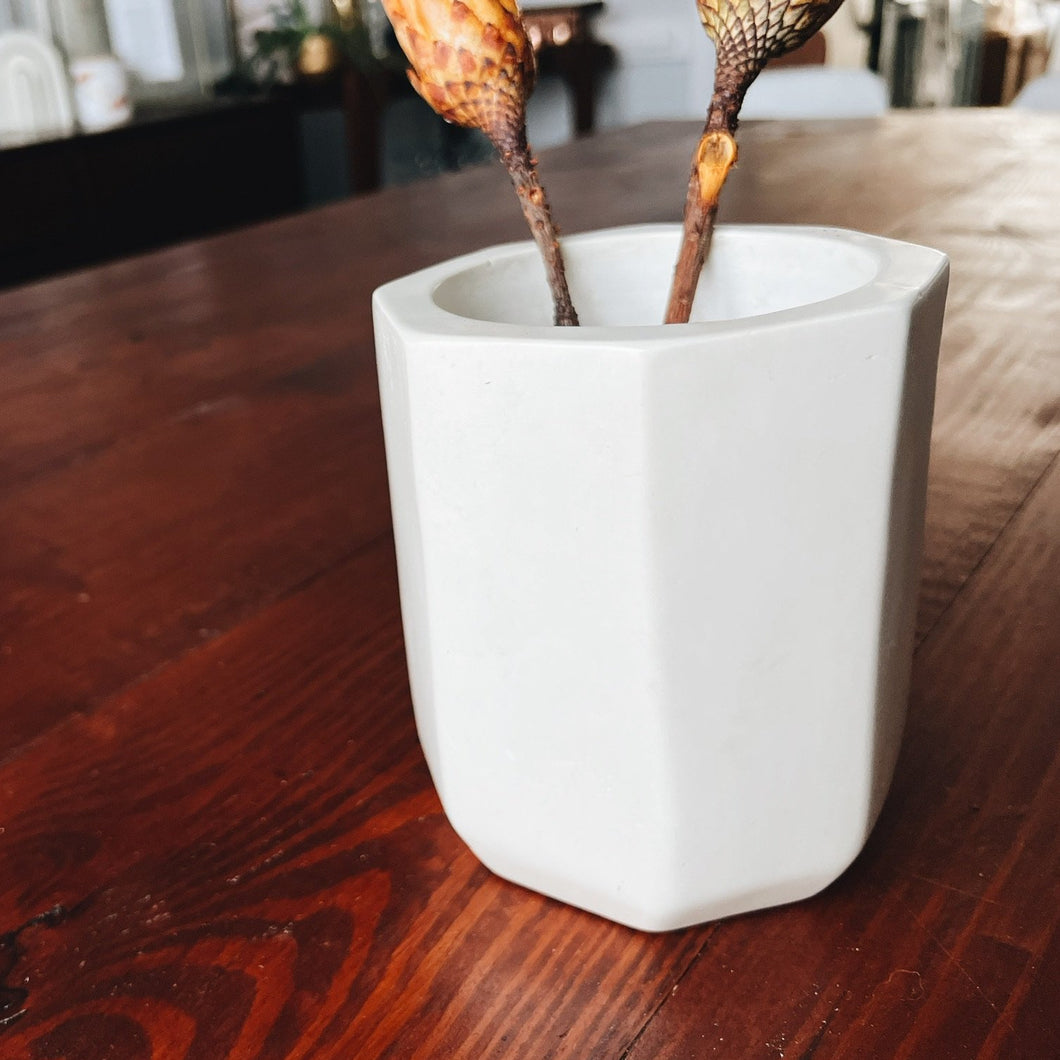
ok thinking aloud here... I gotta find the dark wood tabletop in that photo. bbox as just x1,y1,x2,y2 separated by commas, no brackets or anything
1,110,1058,1059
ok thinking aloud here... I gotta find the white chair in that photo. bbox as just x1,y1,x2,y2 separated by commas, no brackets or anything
0,31,74,143
1011,73,1060,110
739,67,889,120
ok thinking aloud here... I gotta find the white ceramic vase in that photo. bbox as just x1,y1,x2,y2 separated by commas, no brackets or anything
372,224,948,932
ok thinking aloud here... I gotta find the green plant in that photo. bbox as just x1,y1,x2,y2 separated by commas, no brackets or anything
250,0,392,83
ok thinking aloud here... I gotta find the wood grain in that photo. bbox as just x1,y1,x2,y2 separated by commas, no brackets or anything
0,542,707,1056
1,112,1058,1058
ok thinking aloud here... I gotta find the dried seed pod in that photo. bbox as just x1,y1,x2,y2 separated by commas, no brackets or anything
386,0,534,147
698,0,844,81
382,0,578,325
665,0,845,324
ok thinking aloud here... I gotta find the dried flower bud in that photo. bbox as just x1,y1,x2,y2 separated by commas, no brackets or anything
696,0,843,79
382,0,536,151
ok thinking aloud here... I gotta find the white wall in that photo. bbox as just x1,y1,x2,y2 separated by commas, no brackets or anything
595,0,717,124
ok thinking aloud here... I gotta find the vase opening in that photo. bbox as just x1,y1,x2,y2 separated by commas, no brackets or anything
431,226,881,328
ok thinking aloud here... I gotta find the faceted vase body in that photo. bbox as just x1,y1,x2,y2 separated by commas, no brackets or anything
372,225,949,932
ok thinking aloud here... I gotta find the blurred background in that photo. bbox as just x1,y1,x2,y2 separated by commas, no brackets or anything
1,0,1058,289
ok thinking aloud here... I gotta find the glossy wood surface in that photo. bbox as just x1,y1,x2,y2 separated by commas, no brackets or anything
1,111,1058,1059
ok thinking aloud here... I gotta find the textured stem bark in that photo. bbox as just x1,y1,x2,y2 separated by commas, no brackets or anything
666,175,721,326
500,142,580,327
665,72,749,325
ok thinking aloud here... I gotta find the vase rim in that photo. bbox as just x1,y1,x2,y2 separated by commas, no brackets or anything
373,224,948,342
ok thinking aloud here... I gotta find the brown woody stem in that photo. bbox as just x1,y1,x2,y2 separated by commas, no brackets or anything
665,72,749,325
499,142,579,327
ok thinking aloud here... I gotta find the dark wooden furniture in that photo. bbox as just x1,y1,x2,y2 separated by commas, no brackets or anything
773,31,828,67
977,27,1051,105
273,68,400,197
1,111,1058,1058
523,2,613,135
301,3,614,196
0,96,302,291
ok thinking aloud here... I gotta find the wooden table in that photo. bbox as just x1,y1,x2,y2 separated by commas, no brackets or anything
1,110,1058,1058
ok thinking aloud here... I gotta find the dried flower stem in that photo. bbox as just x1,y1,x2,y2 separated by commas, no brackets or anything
380,0,579,326
498,138,579,327
665,71,747,325
668,0,845,324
